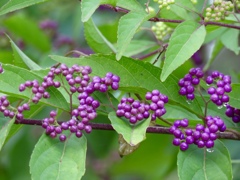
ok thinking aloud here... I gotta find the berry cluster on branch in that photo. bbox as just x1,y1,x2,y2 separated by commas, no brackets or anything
205,0,234,21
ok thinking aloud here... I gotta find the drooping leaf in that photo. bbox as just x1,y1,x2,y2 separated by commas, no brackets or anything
0,64,69,111
3,14,51,52
0,115,15,151
178,140,232,180
116,11,149,60
221,29,240,55
30,132,87,180
0,0,49,16
160,20,206,81
84,18,116,53
108,111,151,146
229,84,240,109
112,134,177,179
7,35,42,70
50,54,204,117
81,0,100,22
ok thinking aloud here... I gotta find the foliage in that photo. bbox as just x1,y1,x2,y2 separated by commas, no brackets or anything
0,0,240,179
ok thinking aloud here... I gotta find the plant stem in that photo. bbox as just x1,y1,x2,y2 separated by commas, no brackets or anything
14,118,240,140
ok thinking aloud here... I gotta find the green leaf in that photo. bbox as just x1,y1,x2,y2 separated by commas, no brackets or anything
0,116,15,151
203,39,223,71
81,0,100,22
221,29,240,55
229,84,240,109
3,14,51,52
81,0,143,22
204,26,227,44
116,11,149,60
164,4,193,20
50,54,204,117
84,18,116,53
108,111,151,146
160,20,206,81
0,64,69,111
124,40,158,57
7,35,42,70
30,132,87,180
178,140,232,180
116,0,143,12
0,0,49,16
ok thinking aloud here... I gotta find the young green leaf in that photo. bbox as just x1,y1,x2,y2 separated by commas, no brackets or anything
108,112,151,146
177,140,232,180
81,0,100,22
0,116,15,151
221,29,240,55
7,35,42,70
50,54,204,117
84,18,116,53
0,0,49,16
160,20,206,81
229,84,240,109
30,132,87,180
116,11,149,60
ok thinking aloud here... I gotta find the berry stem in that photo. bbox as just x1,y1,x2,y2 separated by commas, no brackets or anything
106,92,117,111
159,117,173,126
14,118,240,140
197,89,210,119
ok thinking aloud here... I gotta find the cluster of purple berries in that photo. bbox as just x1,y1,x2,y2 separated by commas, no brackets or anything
11,63,120,141
42,111,92,141
225,105,240,123
145,90,168,120
170,116,226,151
178,68,204,100
19,79,51,104
86,72,120,94
0,96,15,118
116,97,150,124
116,90,168,124
206,71,232,106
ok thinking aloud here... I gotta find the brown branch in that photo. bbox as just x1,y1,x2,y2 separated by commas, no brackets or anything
100,4,240,30
15,118,240,141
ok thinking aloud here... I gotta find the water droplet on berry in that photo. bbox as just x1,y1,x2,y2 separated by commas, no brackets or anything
206,148,214,153
186,100,192,105
217,105,223,109
223,103,228,107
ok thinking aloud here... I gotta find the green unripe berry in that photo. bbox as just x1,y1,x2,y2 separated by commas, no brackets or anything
206,12,211,17
206,7,212,12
